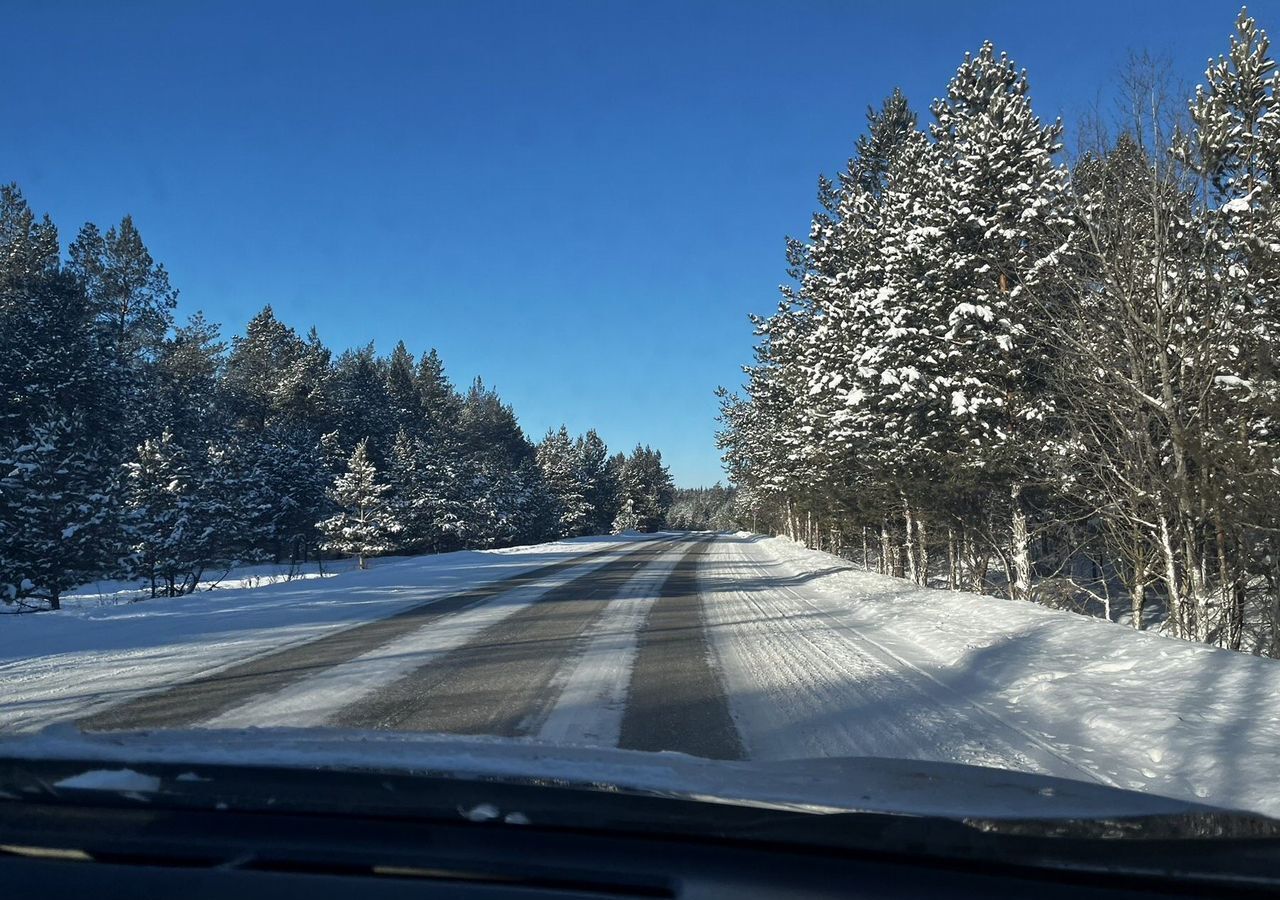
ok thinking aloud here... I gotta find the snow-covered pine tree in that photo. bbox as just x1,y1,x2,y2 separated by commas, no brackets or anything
318,439,400,569
1177,7,1280,648
329,344,396,462
577,429,619,535
387,427,468,554
415,348,465,442
798,91,924,555
871,43,1073,597
0,417,114,609
611,497,641,535
154,313,226,441
123,430,229,597
66,215,178,455
455,378,548,547
222,306,308,432
0,186,118,608
536,426,592,538
618,445,675,532
384,341,422,434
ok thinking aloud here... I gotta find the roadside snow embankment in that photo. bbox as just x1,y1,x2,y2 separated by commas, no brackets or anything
745,535,1280,817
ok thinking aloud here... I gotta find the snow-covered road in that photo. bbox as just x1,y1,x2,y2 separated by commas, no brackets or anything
701,536,1096,780
5,532,1280,817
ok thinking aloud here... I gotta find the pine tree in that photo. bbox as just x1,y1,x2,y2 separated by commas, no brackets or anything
66,215,178,453
0,418,114,609
223,306,308,432
329,344,396,461
123,430,229,597
577,429,619,534
318,439,400,569
387,427,468,554
537,426,592,538
385,341,422,433
618,445,675,532
415,349,465,441
457,378,542,547
0,186,117,607
155,313,227,441
611,497,641,534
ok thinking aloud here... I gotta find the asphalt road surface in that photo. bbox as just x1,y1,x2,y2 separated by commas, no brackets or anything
72,533,1099,780
78,534,742,759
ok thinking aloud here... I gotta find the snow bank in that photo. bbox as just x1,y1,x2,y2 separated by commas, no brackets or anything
749,536,1280,817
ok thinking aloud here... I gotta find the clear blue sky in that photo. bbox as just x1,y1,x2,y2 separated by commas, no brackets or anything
2,0,1269,485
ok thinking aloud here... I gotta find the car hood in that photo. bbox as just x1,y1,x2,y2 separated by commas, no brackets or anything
0,725,1230,823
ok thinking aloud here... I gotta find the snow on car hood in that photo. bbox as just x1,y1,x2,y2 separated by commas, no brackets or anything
0,725,1225,821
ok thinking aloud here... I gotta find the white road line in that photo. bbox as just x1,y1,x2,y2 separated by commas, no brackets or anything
534,544,685,748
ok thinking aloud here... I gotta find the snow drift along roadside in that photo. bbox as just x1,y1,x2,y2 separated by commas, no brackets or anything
746,535,1280,818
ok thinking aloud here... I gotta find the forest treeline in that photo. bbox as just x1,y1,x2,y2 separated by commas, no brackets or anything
717,9,1280,654
0,192,675,608
666,485,737,531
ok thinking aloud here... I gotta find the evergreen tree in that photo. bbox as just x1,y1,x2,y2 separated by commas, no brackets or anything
0,417,114,609
537,426,592,538
611,497,641,534
66,215,178,452
154,313,227,441
415,348,465,441
223,306,308,431
318,439,400,569
0,186,117,607
384,340,422,433
122,430,229,597
578,429,619,534
329,343,396,461
618,445,675,532
387,427,468,554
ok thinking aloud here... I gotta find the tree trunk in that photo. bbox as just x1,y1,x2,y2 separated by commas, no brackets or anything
1010,482,1032,601
861,526,870,571
963,529,988,593
916,518,929,587
947,527,958,590
901,496,919,584
1158,513,1185,639
1215,517,1243,650
357,552,367,571
1131,579,1145,631
1182,522,1208,642
1269,545,1280,657
879,518,891,576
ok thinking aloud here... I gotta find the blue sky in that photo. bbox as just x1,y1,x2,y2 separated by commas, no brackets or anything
2,0,1269,485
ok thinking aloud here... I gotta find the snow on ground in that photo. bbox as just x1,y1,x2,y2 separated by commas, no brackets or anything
5,530,1278,819
0,536,650,733
711,535,1280,818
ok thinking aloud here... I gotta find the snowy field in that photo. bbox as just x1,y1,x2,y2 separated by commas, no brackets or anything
3,531,1279,819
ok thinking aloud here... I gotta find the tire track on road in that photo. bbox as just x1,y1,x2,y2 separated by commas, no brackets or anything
709,535,1106,784
77,540,645,732
618,537,743,760
330,537,683,735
